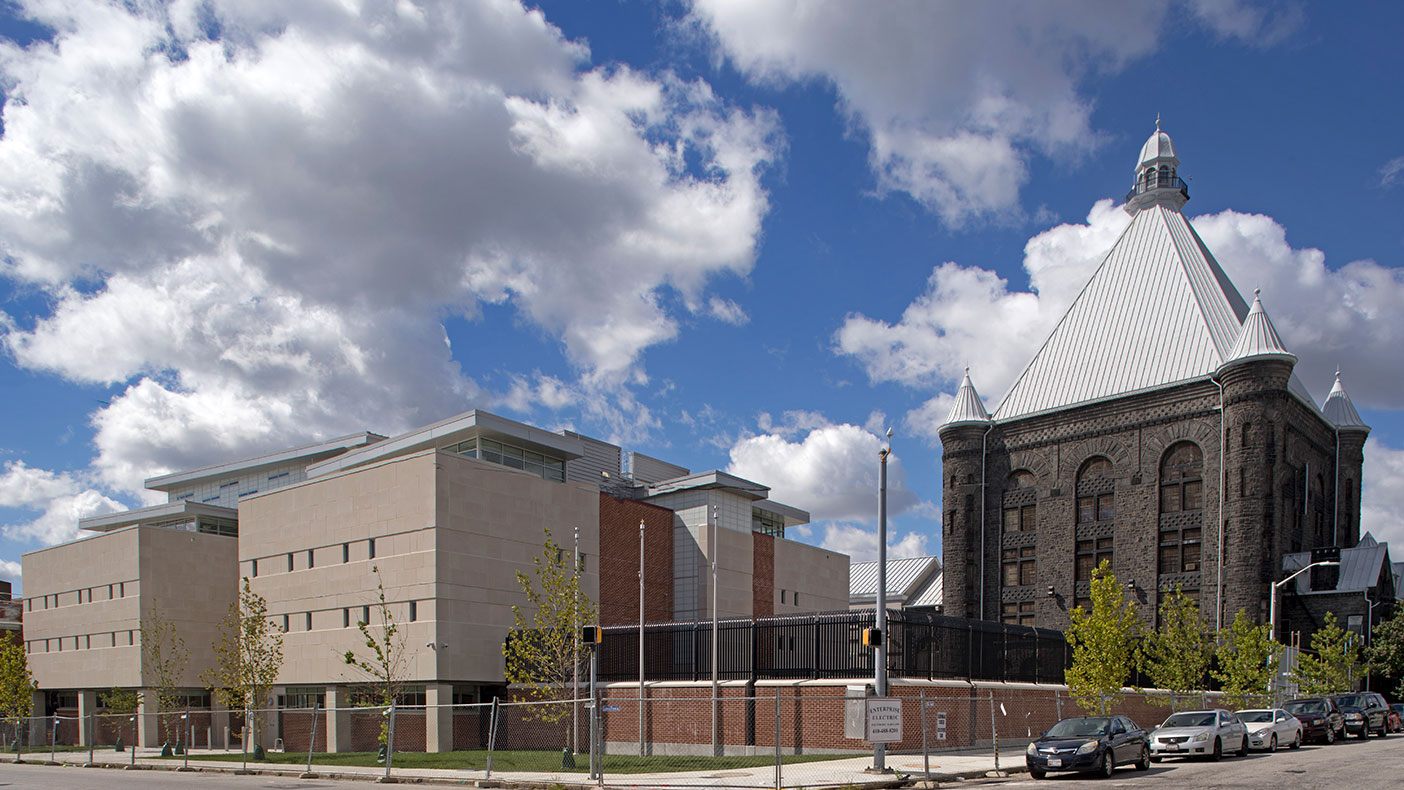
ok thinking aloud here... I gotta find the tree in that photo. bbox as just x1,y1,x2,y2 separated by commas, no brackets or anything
502,528,597,743
201,578,284,750
0,641,35,746
99,688,140,715
1064,560,1139,715
1291,611,1359,695
342,565,409,748
141,601,190,745
1138,585,1212,708
1212,609,1281,710
1365,605,1404,699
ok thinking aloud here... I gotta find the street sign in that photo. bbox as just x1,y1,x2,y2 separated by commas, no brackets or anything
601,705,620,712
866,697,902,742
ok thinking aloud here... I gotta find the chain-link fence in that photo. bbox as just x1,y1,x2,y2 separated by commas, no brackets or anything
2,686,1245,787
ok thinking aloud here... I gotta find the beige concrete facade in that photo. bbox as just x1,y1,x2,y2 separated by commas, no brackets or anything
22,526,237,691
238,448,600,690
771,538,849,615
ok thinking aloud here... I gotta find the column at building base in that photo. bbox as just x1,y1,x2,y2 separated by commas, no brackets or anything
325,686,351,754
137,689,160,748
426,683,453,753
76,690,97,746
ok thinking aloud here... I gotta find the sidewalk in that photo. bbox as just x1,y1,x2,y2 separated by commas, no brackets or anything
2,745,1022,787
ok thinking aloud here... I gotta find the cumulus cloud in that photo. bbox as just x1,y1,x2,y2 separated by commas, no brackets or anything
0,559,20,582
1380,156,1404,189
818,523,929,564
1362,441,1404,550
726,414,920,524
0,0,779,493
0,461,125,547
688,2,1299,226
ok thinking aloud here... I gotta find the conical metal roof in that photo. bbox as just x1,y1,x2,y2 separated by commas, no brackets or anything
1322,370,1369,429
1137,119,1179,169
1220,290,1296,371
942,369,991,429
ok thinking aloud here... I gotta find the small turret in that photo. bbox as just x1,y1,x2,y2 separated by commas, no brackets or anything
1125,117,1190,215
1322,370,1370,433
1219,289,1297,374
939,368,991,434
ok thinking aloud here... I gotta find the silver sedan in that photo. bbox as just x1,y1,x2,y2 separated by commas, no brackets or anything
1149,709,1248,761
1236,708,1303,751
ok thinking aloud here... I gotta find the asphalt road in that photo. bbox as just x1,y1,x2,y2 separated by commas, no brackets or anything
0,764,369,789
986,732,1404,789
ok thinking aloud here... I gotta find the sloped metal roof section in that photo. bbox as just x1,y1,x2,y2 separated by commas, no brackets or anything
995,205,1252,421
1284,541,1391,594
1220,291,1296,370
1322,371,1369,429
849,555,941,600
905,568,944,608
941,370,991,428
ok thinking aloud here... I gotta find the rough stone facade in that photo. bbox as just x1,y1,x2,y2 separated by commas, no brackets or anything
941,359,1364,631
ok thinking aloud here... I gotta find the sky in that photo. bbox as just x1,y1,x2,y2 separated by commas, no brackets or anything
1,0,1402,593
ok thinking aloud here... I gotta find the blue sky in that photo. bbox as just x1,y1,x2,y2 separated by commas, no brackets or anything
2,1,1402,592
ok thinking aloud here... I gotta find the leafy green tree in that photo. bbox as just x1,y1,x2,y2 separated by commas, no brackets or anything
141,601,190,744
1291,611,1359,695
99,688,139,714
1212,609,1281,710
0,641,35,746
1138,585,1212,708
201,578,284,750
503,528,597,744
1065,560,1139,715
342,565,409,747
1365,604,1404,698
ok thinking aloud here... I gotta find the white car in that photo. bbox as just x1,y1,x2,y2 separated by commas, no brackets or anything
1149,709,1248,761
1236,708,1303,752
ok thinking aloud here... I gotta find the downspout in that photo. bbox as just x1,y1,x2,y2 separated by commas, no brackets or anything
1213,376,1226,633
1333,427,1340,547
978,423,993,620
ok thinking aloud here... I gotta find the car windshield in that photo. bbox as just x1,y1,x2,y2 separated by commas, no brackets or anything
1236,710,1273,723
1336,695,1365,708
1162,712,1216,728
1045,718,1110,738
1285,701,1324,715
1393,704,1404,713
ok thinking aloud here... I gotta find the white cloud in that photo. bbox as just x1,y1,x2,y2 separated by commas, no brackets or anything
0,559,20,582
1185,0,1303,45
727,417,919,524
0,0,780,494
0,461,79,508
1362,441,1404,550
0,460,127,547
707,297,749,326
1379,156,1404,188
817,523,929,564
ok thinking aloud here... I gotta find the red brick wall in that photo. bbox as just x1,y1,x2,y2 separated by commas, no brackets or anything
279,709,329,752
753,533,774,617
599,494,674,626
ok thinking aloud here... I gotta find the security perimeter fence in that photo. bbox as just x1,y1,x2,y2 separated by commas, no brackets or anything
3,689,1253,788
595,608,1110,685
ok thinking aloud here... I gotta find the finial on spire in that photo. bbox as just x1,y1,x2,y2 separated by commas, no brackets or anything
1155,113,1161,132
1254,287,1260,298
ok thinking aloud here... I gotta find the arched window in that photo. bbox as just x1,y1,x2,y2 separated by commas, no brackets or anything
1008,470,1035,489
1076,457,1114,523
1158,442,1204,577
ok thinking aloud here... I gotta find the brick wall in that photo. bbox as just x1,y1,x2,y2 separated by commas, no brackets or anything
753,533,774,617
599,494,674,626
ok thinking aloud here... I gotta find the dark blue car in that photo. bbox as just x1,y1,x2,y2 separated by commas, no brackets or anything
1026,715,1151,779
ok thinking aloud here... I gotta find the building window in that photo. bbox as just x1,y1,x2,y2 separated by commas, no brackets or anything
118,582,124,598
368,538,376,560
793,593,800,607
343,543,350,563
1075,538,1113,582
1001,601,1035,626
780,590,786,604
1002,504,1037,533
1159,528,1202,574
252,558,259,577
1076,494,1114,523
1159,442,1204,514
409,601,418,622
282,615,289,633
107,584,113,600
362,606,370,626
1002,546,1036,587
343,608,350,628
305,612,313,631
308,549,315,569
287,553,294,572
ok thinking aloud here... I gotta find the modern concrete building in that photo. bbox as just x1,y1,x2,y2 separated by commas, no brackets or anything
939,124,1373,633
22,408,847,751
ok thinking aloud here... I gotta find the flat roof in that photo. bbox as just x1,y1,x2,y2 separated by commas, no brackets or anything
305,410,585,479
645,470,771,501
144,432,386,491
79,500,238,533
753,499,811,526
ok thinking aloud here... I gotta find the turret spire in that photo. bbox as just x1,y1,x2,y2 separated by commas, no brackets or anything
1125,120,1188,215
1220,290,1296,372
1322,369,1369,430
941,369,991,429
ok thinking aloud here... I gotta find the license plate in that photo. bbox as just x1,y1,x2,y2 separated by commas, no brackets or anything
1047,758,1062,767
1165,744,1179,752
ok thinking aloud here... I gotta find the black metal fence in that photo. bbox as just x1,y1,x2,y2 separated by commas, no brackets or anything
594,609,1079,684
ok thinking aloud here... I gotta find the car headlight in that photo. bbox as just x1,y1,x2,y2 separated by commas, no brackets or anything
1076,740,1099,754
1027,742,1039,756
1191,732,1210,743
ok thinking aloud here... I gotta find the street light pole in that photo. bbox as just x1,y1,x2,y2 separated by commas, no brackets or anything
1269,560,1340,643
874,428,892,772
711,504,720,757
638,518,646,757
573,525,580,756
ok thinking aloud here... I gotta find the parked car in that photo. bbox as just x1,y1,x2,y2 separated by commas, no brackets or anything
1282,698,1345,743
1333,692,1390,738
1235,708,1303,751
1026,715,1151,779
1389,702,1403,733
1149,709,1248,761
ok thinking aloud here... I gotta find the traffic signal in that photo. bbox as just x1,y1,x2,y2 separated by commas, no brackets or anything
861,627,882,648
581,625,601,645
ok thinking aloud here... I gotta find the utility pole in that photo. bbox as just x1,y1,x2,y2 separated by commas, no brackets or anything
711,504,720,757
638,518,646,757
874,427,892,772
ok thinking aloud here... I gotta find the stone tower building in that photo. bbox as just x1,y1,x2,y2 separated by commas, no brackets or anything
938,124,1370,632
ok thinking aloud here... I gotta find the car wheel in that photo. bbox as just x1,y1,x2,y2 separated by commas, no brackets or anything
1236,734,1248,757
1030,768,1046,780
1268,733,1277,753
1136,745,1150,771
1101,751,1115,778
1325,726,1335,744
1210,737,1222,762
1290,731,1301,750
1378,721,1388,738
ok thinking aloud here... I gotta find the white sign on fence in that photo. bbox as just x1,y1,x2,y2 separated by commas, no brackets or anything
936,711,947,741
865,698,902,742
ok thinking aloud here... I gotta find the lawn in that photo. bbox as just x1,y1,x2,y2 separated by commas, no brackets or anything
171,748,859,773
